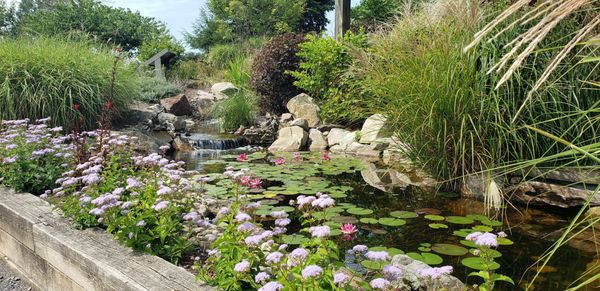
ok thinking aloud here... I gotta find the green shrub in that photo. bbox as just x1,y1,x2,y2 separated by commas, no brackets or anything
250,33,306,113
0,37,140,130
137,77,183,102
212,92,256,132
207,43,248,71
0,118,72,194
289,31,370,124
138,36,185,63
170,59,204,80
226,55,253,90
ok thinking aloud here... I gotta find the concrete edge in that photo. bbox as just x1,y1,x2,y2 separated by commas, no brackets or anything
0,187,214,291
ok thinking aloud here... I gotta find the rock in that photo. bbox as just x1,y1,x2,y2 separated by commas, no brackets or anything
308,129,328,151
289,118,309,131
327,128,357,152
160,94,193,116
173,137,194,153
268,126,308,152
390,255,466,291
150,131,174,146
510,181,600,208
280,113,294,124
359,114,387,144
383,148,409,166
317,124,344,132
243,114,278,145
286,93,321,127
346,142,381,161
111,128,163,154
184,119,196,129
211,82,238,99
187,90,216,119
156,113,186,132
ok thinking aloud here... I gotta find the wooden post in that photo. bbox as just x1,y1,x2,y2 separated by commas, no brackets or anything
154,58,163,80
335,0,351,40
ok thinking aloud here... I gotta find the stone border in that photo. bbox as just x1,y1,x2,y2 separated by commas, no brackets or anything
0,187,213,291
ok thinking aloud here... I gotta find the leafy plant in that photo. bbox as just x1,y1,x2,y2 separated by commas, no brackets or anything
250,33,306,113
212,92,256,132
0,118,72,194
137,77,183,102
0,37,140,130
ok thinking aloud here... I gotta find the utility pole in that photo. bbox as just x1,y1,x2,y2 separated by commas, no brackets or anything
335,0,350,40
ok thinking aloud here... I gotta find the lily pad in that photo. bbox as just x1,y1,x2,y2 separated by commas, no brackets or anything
361,260,383,270
498,237,514,245
418,247,431,252
388,247,404,256
347,207,374,216
460,240,477,248
378,217,407,227
390,211,418,219
360,218,379,224
424,215,445,221
429,223,449,229
407,252,443,265
281,235,309,245
331,216,359,224
369,246,387,252
472,225,494,232
481,219,503,227
446,216,475,225
466,214,488,221
431,244,468,256
461,257,500,271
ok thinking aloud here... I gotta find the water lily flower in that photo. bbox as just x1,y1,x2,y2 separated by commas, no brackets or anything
293,152,302,161
237,153,248,162
273,157,285,165
250,178,262,189
340,223,358,234
322,151,331,161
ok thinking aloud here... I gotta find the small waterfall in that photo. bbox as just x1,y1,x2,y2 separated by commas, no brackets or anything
185,133,247,150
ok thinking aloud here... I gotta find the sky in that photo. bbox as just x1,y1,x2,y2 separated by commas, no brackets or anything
7,0,361,47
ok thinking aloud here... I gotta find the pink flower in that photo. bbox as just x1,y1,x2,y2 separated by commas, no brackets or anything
293,152,302,161
273,157,285,166
340,224,357,234
250,178,262,189
237,153,248,162
322,152,331,161
240,176,251,187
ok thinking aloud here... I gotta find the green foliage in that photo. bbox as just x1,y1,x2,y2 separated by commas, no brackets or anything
0,119,72,195
298,0,335,33
207,43,249,70
187,0,306,50
290,31,371,124
226,55,252,89
51,132,192,263
0,0,16,35
354,0,599,187
170,59,205,81
17,0,175,51
138,36,185,63
212,92,256,132
137,77,183,102
250,33,306,113
0,37,140,130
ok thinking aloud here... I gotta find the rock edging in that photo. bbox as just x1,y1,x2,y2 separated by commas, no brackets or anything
0,187,212,291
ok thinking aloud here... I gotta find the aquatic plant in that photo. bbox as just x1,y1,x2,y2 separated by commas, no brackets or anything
464,232,514,290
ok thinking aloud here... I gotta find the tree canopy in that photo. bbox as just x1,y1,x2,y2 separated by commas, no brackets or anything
15,0,182,55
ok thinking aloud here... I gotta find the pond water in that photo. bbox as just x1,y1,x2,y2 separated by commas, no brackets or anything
173,149,598,291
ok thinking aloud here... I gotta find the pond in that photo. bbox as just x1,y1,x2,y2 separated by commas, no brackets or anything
173,150,597,291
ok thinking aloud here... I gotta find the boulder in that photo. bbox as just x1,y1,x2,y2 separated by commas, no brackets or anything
359,114,387,144
173,137,194,153
289,118,309,131
327,128,357,152
390,255,466,290
317,124,344,132
510,181,600,208
286,93,321,127
346,142,381,162
280,113,294,124
160,94,193,116
268,126,308,152
187,90,216,119
156,113,186,132
308,129,328,151
211,82,238,99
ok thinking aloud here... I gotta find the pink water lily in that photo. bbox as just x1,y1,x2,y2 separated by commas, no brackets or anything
293,152,302,161
340,223,357,234
250,178,262,189
322,152,331,161
237,153,248,162
273,157,285,165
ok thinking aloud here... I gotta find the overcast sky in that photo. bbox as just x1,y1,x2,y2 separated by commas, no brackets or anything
8,0,361,45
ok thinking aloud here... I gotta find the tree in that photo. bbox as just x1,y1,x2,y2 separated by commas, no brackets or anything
0,0,16,36
186,0,306,50
17,0,181,52
298,0,335,33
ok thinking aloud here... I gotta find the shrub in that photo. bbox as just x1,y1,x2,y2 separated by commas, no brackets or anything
137,77,183,102
212,92,256,132
250,33,306,114
0,37,140,130
170,59,204,80
289,31,370,124
49,131,194,263
0,118,72,194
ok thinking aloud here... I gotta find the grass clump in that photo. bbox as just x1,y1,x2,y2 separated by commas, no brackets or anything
0,37,140,129
137,77,183,102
